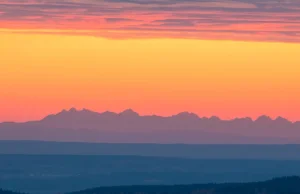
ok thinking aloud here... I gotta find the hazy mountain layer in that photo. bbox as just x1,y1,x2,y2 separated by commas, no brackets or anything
0,108,300,143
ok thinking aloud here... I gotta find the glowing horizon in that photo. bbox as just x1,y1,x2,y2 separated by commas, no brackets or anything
0,0,300,122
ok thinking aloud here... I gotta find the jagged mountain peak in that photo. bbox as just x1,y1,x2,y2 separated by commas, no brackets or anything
275,116,292,124
255,115,273,122
119,109,140,117
0,108,298,144
173,112,199,119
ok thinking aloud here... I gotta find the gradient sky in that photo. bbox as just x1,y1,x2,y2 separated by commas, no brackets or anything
0,0,300,122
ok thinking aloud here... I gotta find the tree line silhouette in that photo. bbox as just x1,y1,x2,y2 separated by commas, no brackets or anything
68,176,300,194
2,176,300,194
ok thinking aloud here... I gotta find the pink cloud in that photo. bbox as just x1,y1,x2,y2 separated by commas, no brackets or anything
0,0,300,42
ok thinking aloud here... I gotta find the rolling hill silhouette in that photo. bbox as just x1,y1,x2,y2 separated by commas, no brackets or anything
0,108,299,144
0,190,22,194
68,176,300,194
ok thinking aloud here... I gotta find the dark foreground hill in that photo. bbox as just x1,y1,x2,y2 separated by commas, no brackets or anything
0,189,23,194
69,176,300,194
1,176,300,194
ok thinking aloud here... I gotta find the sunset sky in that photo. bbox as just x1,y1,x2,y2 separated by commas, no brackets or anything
0,0,300,122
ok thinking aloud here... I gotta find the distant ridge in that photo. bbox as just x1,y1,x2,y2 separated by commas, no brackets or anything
2,141,300,159
3,108,296,123
0,108,300,144
34,108,297,123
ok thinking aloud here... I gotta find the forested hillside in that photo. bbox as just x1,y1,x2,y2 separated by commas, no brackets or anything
0,189,23,194
69,176,300,194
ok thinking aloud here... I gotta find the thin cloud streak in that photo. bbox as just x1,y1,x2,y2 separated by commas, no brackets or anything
0,0,300,42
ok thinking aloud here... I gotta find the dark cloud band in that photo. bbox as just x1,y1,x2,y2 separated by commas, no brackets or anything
0,0,300,42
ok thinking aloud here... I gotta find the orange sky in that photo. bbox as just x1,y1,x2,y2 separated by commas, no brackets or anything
1,0,300,122
1,32,300,122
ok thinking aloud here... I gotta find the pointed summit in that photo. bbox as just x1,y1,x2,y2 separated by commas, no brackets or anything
255,115,273,123
209,116,221,122
54,107,78,115
173,112,199,119
101,110,117,117
233,117,253,122
275,116,291,125
69,107,78,112
119,109,139,117
82,108,91,112
275,116,288,121
42,108,99,122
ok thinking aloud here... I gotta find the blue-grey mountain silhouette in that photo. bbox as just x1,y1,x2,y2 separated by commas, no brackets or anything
0,108,299,144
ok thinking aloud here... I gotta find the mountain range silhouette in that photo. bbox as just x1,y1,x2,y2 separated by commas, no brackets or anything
0,108,299,144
